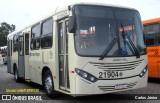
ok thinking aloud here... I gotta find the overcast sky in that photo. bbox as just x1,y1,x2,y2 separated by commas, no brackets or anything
0,0,159,30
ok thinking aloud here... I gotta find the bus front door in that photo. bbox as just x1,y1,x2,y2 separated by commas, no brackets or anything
18,35,25,78
58,20,70,91
7,40,12,73
24,33,30,79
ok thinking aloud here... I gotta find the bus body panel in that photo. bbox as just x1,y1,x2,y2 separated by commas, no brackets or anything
93,74,147,94
74,55,147,95
29,50,41,83
147,46,160,78
75,72,147,95
143,17,160,78
17,35,25,78
12,52,18,72
10,45,14,74
24,55,30,79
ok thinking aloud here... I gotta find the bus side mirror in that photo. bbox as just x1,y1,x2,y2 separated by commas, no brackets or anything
68,16,76,33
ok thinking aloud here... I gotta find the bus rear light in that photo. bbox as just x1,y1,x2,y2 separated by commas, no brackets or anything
75,68,98,83
139,66,148,78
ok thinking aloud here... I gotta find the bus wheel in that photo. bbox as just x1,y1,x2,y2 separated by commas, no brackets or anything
15,68,22,82
43,70,58,98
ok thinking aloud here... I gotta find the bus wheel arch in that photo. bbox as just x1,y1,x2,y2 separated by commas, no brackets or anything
13,63,22,82
42,67,51,84
42,67,58,98
13,63,17,75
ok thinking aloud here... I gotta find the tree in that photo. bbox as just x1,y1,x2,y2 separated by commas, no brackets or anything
0,22,16,46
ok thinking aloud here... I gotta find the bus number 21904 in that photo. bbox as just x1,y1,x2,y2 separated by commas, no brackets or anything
99,71,123,79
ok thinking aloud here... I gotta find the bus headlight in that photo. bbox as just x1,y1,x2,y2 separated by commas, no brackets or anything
75,68,98,83
139,66,148,78
83,73,88,78
90,77,95,82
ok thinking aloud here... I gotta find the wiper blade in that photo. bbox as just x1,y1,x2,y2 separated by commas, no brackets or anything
120,22,140,58
125,33,140,58
99,38,117,60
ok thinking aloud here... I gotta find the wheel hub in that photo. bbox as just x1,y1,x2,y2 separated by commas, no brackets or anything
45,76,53,93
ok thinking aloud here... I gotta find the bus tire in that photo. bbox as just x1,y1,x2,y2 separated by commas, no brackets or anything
43,70,58,98
15,68,22,82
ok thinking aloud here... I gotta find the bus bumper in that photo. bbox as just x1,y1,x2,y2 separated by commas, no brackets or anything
75,72,147,96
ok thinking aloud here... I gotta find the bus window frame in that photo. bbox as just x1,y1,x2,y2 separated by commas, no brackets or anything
41,17,53,49
31,23,41,50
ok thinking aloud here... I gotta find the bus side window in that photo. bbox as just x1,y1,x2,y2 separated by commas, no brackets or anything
41,18,53,49
13,34,18,52
146,38,155,46
25,34,29,55
31,23,41,50
19,36,24,56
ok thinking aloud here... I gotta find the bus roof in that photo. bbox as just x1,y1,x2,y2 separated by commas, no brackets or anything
143,17,160,25
7,2,137,40
72,2,135,10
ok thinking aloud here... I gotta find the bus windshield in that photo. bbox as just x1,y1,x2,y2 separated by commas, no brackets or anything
74,5,146,57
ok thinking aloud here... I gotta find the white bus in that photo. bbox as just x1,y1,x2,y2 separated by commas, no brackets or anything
7,3,148,97
0,46,7,64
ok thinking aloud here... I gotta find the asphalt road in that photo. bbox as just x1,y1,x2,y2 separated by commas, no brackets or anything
0,60,160,103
